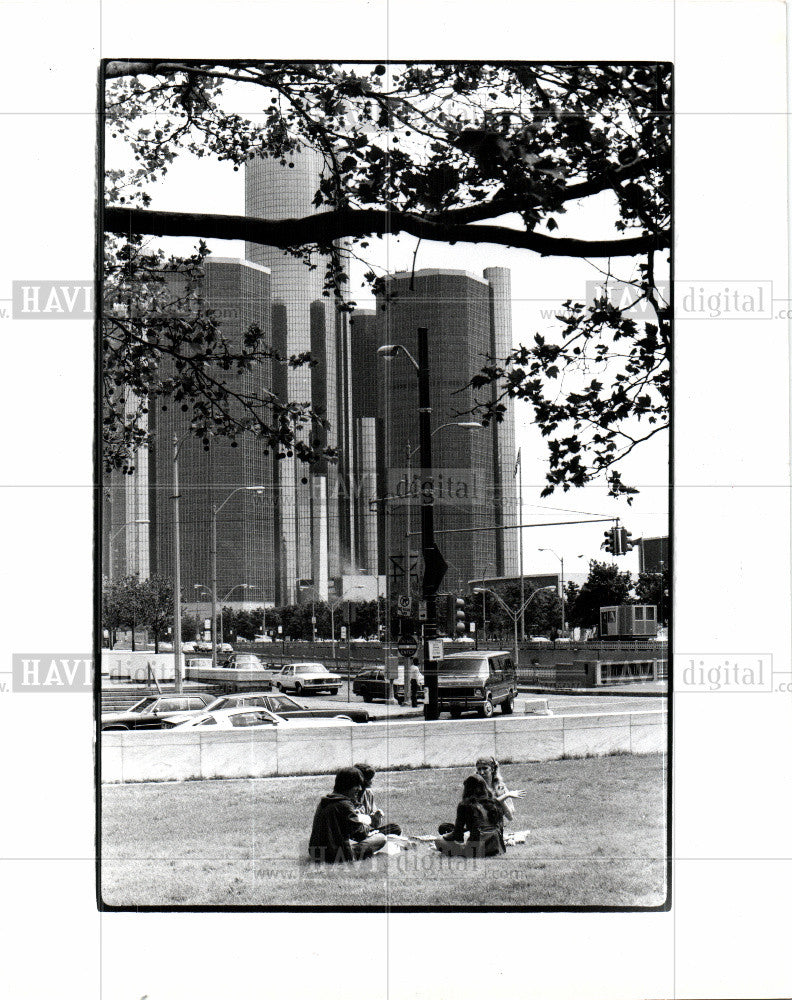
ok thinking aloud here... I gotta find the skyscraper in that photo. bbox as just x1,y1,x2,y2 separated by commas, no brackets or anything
373,268,519,591
148,257,278,606
245,149,356,603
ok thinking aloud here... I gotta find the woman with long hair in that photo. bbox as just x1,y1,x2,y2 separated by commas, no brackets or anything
435,774,507,858
474,756,523,822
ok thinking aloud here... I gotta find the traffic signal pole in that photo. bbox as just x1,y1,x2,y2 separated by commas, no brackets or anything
417,327,443,721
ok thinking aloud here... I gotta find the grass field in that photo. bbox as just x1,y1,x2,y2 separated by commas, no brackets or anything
101,752,667,908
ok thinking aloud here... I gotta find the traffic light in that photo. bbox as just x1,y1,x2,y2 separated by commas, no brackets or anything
452,596,466,635
602,527,621,555
435,594,466,636
619,527,638,552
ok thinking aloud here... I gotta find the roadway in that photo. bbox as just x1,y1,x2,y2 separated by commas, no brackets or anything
282,683,667,720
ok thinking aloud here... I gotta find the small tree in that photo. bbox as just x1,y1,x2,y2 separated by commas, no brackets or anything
524,589,562,638
106,574,145,650
568,561,634,630
635,567,670,627
138,575,174,653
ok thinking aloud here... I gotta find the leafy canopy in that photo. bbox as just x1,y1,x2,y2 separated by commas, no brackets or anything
104,62,670,494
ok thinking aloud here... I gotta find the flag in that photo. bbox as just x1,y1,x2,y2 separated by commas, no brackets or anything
514,447,521,479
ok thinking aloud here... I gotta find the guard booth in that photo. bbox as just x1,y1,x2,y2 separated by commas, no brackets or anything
599,605,658,639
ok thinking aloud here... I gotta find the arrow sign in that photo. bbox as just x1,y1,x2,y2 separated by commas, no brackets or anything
422,544,448,595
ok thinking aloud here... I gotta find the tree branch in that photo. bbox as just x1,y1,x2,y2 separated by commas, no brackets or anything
105,205,667,259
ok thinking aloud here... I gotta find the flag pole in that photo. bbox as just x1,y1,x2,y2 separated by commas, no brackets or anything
517,448,525,641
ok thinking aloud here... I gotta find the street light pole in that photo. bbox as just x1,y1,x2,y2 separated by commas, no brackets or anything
211,485,266,670
172,435,184,692
379,333,447,720
539,547,566,636
416,327,443,720
477,585,555,668
516,448,525,640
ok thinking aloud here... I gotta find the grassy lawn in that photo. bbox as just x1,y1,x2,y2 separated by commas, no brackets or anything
101,752,667,908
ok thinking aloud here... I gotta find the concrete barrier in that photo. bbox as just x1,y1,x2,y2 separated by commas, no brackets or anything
102,709,667,783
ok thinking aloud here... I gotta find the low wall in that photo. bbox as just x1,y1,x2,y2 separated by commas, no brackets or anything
101,709,667,784
102,652,175,683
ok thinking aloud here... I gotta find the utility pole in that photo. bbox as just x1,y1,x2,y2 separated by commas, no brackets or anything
211,500,219,670
516,448,526,640
172,435,183,692
378,333,447,719
417,327,445,721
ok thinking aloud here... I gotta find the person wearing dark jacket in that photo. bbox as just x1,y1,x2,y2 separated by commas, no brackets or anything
435,774,507,858
308,767,387,863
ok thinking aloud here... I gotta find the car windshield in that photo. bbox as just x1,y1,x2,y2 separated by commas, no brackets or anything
441,657,488,675
129,696,159,714
296,664,326,674
207,697,230,711
269,695,301,710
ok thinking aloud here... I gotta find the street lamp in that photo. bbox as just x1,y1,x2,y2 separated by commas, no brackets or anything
217,583,251,644
379,331,448,720
538,547,566,635
211,486,266,668
474,585,555,667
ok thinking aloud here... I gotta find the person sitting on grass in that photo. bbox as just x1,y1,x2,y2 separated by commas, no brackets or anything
308,767,387,864
353,762,402,836
435,774,507,858
474,756,524,822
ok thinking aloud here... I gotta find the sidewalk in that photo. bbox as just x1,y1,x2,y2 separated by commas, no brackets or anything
518,681,667,697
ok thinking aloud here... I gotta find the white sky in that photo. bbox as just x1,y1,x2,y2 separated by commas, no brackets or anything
108,84,669,579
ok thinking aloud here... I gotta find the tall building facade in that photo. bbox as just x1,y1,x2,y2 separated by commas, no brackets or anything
148,258,279,605
373,268,519,592
245,149,356,603
349,309,383,577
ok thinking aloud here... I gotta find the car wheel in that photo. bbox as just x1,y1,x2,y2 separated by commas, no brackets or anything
328,688,339,696
274,682,282,691
294,683,303,694
479,698,495,718
449,707,462,719
423,704,440,721
102,724,128,731
363,694,373,703
501,694,515,715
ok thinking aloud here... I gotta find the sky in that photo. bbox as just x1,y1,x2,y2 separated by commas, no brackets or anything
106,73,669,582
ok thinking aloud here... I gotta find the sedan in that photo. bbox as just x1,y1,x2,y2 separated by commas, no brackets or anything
272,662,342,695
220,652,267,671
353,668,424,705
101,692,216,730
171,707,354,730
161,691,369,725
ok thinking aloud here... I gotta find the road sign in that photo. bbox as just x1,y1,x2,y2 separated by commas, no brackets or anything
397,595,411,618
418,601,427,621
397,638,418,658
426,639,444,660
340,625,347,640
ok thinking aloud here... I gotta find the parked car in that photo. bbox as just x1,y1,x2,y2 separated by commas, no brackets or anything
160,691,369,726
272,662,342,695
170,706,354,730
194,641,234,655
352,666,424,705
220,652,267,671
101,692,216,731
